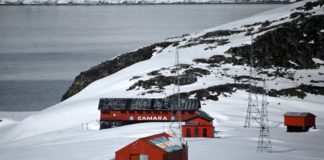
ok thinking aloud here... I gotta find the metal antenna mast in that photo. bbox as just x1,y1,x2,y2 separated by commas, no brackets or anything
257,80,272,152
244,34,261,128
243,35,272,152
169,47,183,142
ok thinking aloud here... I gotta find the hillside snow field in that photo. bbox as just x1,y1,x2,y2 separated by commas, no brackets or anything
1,1,324,160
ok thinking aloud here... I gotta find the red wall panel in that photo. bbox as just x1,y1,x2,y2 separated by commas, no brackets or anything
116,133,188,160
284,116,305,126
284,115,316,128
182,126,214,138
116,140,164,160
101,111,195,122
182,116,214,138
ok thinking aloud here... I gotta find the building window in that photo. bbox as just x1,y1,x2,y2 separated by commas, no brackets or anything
153,100,163,109
140,154,148,160
130,154,148,160
203,128,207,137
130,154,139,160
142,100,149,107
186,128,191,137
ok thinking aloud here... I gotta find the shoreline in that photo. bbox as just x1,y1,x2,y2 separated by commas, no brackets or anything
0,111,37,121
0,2,292,6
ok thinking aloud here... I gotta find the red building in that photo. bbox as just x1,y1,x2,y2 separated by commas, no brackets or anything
182,110,214,138
98,98,201,129
284,112,316,132
115,132,188,160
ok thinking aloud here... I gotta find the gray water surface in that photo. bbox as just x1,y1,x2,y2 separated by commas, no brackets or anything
0,4,284,111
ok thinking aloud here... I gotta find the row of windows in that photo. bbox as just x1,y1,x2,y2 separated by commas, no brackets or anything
99,98,200,110
186,128,209,137
101,99,165,107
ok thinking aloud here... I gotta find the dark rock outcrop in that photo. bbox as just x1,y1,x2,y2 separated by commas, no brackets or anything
296,0,324,11
61,42,173,101
127,67,210,91
169,83,324,101
226,15,324,69
200,30,244,39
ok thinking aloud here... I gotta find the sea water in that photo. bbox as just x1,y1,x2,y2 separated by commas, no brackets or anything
0,4,284,112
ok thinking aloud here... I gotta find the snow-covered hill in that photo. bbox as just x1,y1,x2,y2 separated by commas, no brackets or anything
0,1,324,160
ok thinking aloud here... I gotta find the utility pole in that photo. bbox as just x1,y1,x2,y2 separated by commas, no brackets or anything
257,80,272,152
244,35,261,128
243,35,272,152
169,47,183,143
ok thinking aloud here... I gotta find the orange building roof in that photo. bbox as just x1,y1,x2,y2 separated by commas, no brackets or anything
185,110,214,122
284,112,316,117
117,132,184,154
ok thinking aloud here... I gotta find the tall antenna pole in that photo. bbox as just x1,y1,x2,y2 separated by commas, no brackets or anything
169,47,183,142
257,80,272,152
176,47,183,141
244,34,261,128
243,35,273,152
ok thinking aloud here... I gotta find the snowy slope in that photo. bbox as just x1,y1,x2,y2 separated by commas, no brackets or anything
0,1,324,160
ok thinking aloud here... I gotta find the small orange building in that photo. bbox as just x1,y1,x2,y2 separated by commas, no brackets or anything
115,133,188,160
284,112,316,132
182,110,214,138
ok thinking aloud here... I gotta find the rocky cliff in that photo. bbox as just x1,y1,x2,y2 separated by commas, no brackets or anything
61,42,173,101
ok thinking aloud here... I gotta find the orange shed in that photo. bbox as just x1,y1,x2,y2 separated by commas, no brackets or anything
182,110,214,138
284,112,316,132
115,132,188,160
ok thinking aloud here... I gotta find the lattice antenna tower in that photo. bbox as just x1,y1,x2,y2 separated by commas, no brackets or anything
257,80,272,152
169,47,183,143
244,34,261,127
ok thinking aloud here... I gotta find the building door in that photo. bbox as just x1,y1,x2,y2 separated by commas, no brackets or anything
194,127,199,137
203,128,207,137
186,128,191,137
130,154,139,160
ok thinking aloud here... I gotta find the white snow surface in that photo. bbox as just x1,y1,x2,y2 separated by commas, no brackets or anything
1,1,324,160
0,91,324,160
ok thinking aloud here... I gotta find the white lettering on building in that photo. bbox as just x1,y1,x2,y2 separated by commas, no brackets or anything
137,116,168,121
